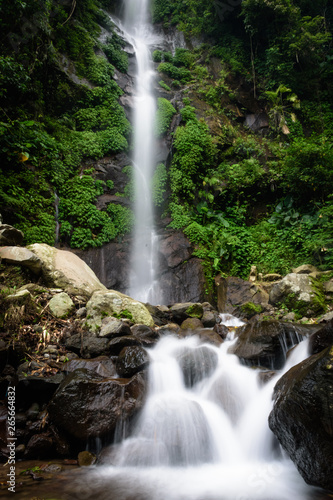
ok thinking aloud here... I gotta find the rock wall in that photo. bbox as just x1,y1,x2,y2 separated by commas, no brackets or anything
74,230,209,305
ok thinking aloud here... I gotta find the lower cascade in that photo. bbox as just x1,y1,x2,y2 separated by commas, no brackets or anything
77,317,320,500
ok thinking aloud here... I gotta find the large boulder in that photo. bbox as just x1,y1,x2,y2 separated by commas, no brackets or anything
214,275,269,316
269,346,333,492
0,246,42,274
269,273,325,315
28,243,106,298
86,290,154,330
228,320,319,369
0,224,24,246
48,369,146,440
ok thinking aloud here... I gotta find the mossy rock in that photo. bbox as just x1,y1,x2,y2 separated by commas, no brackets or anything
239,301,263,319
185,303,203,319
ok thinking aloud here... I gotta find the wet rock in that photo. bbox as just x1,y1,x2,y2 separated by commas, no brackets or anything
196,329,223,347
50,424,71,456
28,243,106,298
228,320,309,370
131,324,158,340
0,224,24,246
86,290,154,331
99,317,131,338
169,302,198,323
116,346,149,377
180,317,204,330
78,450,97,466
178,346,218,387
49,292,75,319
269,346,333,492
25,433,54,459
48,369,146,440
26,402,40,421
157,323,180,336
145,303,170,326
201,310,218,327
0,246,41,273
213,323,229,339
16,373,64,410
258,370,277,385
108,335,142,356
65,334,110,358
308,319,333,355
62,356,117,378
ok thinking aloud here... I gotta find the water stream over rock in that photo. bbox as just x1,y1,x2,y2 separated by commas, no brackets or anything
64,316,321,500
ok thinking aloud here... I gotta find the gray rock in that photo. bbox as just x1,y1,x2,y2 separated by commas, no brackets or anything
65,334,110,358
269,273,325,315
86,290,154,331
0,246,42,273
99,317,131,338
49,292,74,319
28,243,106,298
0,224,24,246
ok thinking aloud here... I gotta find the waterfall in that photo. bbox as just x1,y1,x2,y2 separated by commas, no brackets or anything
123,0,162,304
81,317,319,500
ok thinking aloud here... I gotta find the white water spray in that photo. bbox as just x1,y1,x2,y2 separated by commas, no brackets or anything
123,0,162,304
83,317,320,500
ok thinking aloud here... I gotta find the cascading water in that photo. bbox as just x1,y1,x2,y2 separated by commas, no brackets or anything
76,317,322,500
123,0,162,304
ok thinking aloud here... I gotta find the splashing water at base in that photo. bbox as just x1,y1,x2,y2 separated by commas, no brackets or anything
73,317,322,500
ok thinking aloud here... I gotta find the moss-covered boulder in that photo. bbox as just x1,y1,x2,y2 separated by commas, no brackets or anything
86,290,154,330
269,273,326,317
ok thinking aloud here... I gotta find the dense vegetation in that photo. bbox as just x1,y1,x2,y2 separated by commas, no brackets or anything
152,0,333,283
0,0,332,288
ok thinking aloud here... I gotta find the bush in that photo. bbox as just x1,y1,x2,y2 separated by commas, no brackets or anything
155,98,177,137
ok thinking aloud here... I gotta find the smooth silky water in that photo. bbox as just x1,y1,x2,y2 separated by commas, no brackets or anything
64,314,324,500
121,0,163,304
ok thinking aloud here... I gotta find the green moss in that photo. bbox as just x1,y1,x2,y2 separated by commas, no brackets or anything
185,303,203,319
239,302,263,318
112,309,133,320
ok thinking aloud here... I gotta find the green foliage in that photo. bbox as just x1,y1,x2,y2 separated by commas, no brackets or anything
152,50,163,62
155,98,177,137
106,203,134,236
170,118,216,200
152,163,168,207
157,62,192,83
159,80,171,91
103,33,128,73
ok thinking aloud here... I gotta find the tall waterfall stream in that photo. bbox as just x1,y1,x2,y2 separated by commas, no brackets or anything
122,0,162,304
